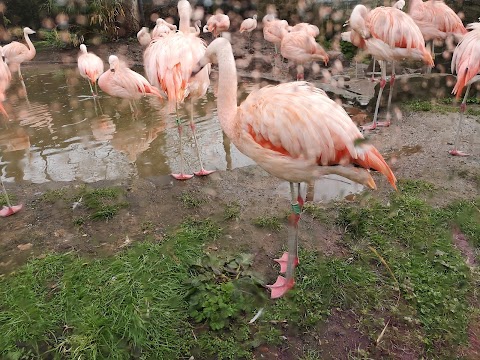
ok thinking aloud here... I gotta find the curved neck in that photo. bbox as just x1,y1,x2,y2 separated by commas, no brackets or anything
213,41,238,139
24,32,36,57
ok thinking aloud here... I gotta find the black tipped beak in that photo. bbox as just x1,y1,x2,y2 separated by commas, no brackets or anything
110,69,115,73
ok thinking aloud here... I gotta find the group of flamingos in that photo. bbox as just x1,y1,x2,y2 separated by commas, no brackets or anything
1,0,479,298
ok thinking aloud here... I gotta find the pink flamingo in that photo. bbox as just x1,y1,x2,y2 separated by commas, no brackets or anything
409,0,467,72
262,14,289,55
280,30,329,81
98,55,165,112
289,23,320,38
3,27,36,81
240,14,257,50
0,47,12,118
143,0,212,179
449,21,480,157
77,44,104,97
347,4,434,130
152,18,177,39
137,27,152,47
192,38,397,298
204,13,230,38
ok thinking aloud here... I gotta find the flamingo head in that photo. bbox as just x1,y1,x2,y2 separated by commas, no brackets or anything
79,44,87,53
108,55,119,72
349,5,370,38
253,14,258,20
24,27,36,35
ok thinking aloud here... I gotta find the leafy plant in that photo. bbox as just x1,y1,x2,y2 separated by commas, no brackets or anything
253,216,282,231
186,253,265,330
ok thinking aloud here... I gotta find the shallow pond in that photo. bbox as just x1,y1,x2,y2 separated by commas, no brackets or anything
0,64,365,201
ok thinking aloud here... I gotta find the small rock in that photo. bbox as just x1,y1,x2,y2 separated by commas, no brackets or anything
17,243,33,251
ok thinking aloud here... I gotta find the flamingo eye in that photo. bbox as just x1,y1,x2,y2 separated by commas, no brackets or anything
110,68,115,73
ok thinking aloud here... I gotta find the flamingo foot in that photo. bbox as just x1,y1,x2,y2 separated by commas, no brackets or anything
274,252,300,274
266,276,295,299
171,173,194,180
376,120,391,127
194,169,215,176
449,149,470,157
361,122,377,131
0,204,23,217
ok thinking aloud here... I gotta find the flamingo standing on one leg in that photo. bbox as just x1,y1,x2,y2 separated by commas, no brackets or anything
0,47,12,118
240,14,258,50
262,14,290,69
449,21,480,157
77,44,104,97
98,55,165,113
3,27,36,82
347,4,434,130
192,38,397,298
280,30,329,81
143,0,212,179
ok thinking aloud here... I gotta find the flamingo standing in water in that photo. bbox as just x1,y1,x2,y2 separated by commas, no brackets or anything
77,44,104,97
143,0,212,179
449,21,480,156
263,14,289,55
0,47,12,118
347,4,434,130
98,55,165,113
192,38,397,298
3,27,36,81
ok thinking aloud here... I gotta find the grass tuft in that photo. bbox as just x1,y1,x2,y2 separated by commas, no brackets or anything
253,216,282,231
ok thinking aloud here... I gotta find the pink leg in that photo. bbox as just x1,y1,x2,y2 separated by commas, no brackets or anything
377,63,396,128
171,117,194,180
362,61,387,131
188,99,214,176
267,183,302,298
449,85,471,157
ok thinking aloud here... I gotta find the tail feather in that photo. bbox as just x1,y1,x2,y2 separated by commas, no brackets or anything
355,145,397,190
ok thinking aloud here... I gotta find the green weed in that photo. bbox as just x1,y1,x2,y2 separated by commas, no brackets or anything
224,201,241,220
80,186,127,221
179,191,205,209
0,193,16,207
39,188,68,203
253,216,282,231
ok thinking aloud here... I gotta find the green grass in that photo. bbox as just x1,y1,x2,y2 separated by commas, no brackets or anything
1,180,478,359
253,216,283,231
0,193,17,207
80,186,128,221
179,191,206,209
404,98,480,116
224,201,241,220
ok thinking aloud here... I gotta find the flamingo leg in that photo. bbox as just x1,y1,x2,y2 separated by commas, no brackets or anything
371,57,376,82
267,182,302,299
18,67,23,82
87,79,95,97
0,177,22,217
296,64,304,81
449,84,471,156
172,103,194,180
362,60,386,131
426,41,434,74
378,61,395,127
189,98,214,176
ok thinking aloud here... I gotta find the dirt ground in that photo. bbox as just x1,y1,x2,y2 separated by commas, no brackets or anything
1,30,479,359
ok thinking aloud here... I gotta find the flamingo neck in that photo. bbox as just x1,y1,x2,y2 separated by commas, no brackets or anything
24,32,36,59
214,41,238,140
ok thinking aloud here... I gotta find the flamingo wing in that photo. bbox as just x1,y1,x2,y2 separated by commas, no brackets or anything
3,42,28,64
237,82,396,186
451,24,480,97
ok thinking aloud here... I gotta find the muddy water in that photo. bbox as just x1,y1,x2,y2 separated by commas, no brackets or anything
0,64,261,184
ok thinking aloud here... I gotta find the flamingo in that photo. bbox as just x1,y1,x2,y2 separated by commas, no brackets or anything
190,20,202,36
0,47,12,118
192,38,397,298
408,0,467,72
347,4,434,130
137,27,152,47
289,23,320,38
143,0,212,179
3,27,36,81
98,55,165,113
152,18,177,39
77,44,104,97
280,30,329,81
204,13,230,38
262,14,289,55
240,14,258,50
449,21,480,157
